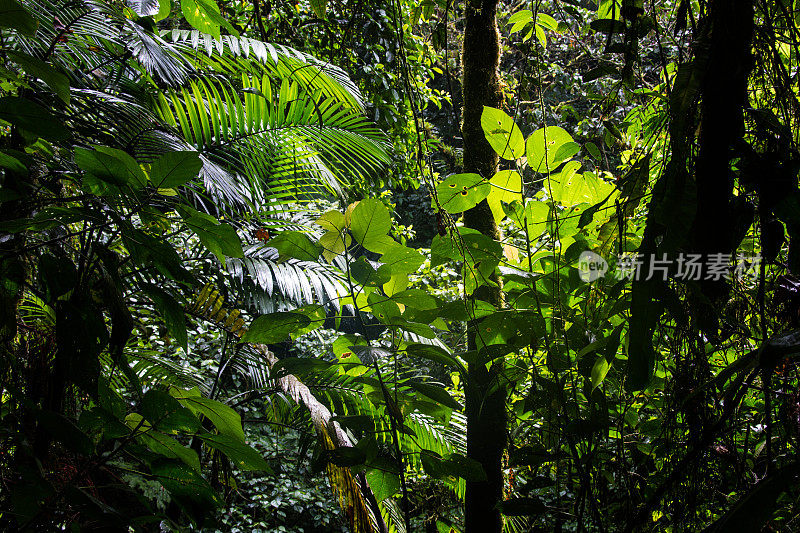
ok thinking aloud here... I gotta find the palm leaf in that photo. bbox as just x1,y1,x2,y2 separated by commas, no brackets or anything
154,75,390,204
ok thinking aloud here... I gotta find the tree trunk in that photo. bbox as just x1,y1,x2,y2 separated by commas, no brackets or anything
461,1,505,531
691,0,754,258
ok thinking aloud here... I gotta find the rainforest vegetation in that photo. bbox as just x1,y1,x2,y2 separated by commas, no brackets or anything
3,0,800,531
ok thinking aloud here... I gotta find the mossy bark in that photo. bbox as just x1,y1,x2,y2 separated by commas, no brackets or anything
461,1,505,531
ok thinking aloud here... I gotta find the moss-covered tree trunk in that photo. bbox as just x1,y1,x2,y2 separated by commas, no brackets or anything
461,0,505,531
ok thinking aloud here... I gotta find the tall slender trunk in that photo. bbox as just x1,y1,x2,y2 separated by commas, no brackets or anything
461,1,505,531
692,0,754,258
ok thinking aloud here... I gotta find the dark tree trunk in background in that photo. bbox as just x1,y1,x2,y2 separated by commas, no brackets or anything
461,1,505,532
692,0,754,257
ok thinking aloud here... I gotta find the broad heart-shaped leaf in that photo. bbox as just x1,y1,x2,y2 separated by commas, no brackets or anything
242,312,311,344
154,0,170,20
351,256,391,287
365,461,400,501
126,413,200,471
181,0,220,38
0,0,38,36
487,170,522,223
150,151,202,188
177,205,243,263
198,433,272,472
526,126,576,173
8,52,70,104
333,334,369,359
141,389,200,433
141,284,188,350
0,97,68,141
505,200,550,240
269,230,322,261
431,227,503,267
76,146,147,189
481,106,525,160
405,344,463,371
150,458,222,513
315,210,347,232
170,387,245,443
377,244,425,276
390,288,438,310
422,452,487,482
351,198,392,252
436,173,491,214
318,230,347,262
550,165,617,207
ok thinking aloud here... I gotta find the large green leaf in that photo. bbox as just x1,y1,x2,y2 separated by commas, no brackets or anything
171,388,245,442
242,312,311,344
406,381,462,410
269,230,322,261
365,462,400,501
487,170,522,222
177,205,243,263
8,52,70,104
350,198,392,252
150,151,202,188
0,97,68,141
75,147,147,189
141,389,200,433
549,165,617,207
436,173,491,214
481,106,525,160
198,433,272,472
181,0,221,38
0,0,37,35
526,126,575,173
378,244,425,276
150,458,222,510
141,284,188,351
127,414,200,470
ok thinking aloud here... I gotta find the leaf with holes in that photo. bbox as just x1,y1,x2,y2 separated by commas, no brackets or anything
487,170,522,223
437,173,490,214
526,126,576,173
481,106,525,160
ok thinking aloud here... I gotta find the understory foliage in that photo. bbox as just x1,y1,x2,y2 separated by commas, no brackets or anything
3,0,800,532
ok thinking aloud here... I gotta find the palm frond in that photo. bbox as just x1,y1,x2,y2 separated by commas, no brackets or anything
153,75,390,203
164,29,364,109
229,244,347,313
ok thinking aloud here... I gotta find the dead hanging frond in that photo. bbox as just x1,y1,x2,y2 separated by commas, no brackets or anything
187,283,388,533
